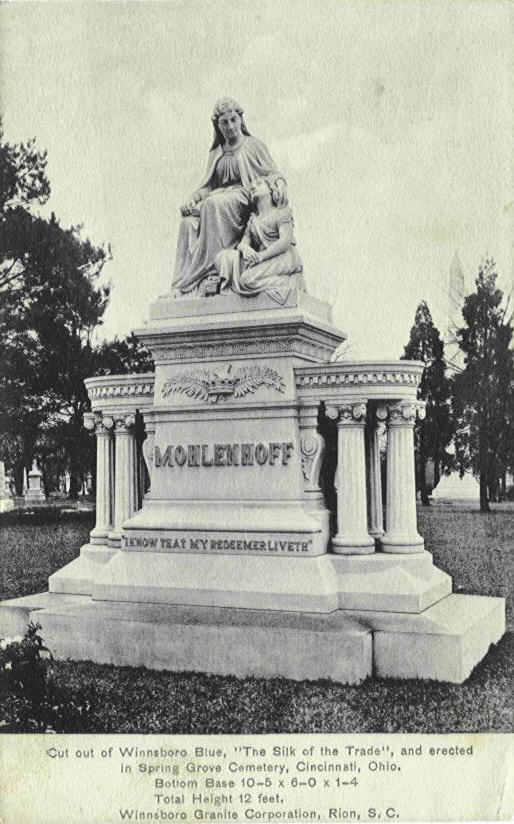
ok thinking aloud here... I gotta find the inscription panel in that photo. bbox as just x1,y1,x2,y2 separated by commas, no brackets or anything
121,531,323,556
150,418,304,501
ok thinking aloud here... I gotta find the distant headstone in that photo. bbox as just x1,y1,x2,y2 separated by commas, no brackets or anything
432,471,480,501
25,460,46,503
0,461,14,513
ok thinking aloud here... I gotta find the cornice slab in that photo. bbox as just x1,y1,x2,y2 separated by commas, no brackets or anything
85,373,155,411
295,360,424,402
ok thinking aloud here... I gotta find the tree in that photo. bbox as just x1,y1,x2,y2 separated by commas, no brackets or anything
94,333,154,376
401,301,454,505
453,259,514,512
0,123,111,496
0,120,49,214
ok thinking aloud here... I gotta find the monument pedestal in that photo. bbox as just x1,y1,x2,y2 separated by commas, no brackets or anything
0,589,504,684
25,462,46,504
0,290,506,684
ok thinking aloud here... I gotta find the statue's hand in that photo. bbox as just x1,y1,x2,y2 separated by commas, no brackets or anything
273,178,288,208
240,244,259,265
180,199,200,217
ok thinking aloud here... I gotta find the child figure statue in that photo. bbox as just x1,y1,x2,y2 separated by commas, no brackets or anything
215,176,304,304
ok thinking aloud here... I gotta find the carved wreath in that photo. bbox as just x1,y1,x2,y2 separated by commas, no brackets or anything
162,364,285,404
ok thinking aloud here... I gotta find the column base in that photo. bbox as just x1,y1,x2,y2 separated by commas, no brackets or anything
332,535,375,555
49,543,118,595
90,527,111,545
380,534,424,553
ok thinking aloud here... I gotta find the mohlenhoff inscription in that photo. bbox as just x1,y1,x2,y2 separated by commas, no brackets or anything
154,443,295,468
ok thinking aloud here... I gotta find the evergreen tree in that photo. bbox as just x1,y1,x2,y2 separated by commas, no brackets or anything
453,259,514,512
95,333,154,376
401,301,454,504
0,123,111,496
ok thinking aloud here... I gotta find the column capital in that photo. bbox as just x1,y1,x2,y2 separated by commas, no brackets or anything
84,412,114,434
326,400,367,426
379,400,425,427
113,412,137,432
83,412,96,431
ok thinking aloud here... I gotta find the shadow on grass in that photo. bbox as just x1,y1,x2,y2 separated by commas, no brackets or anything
35,632,513,735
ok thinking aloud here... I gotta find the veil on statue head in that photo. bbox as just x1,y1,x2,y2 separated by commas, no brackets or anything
210,97,251,149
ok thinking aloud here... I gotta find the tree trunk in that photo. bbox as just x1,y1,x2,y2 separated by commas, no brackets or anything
433,459,441,489
478,418,491,513
68,450,80,500
479,473,490,512
13,460,24,496
418,428,430,505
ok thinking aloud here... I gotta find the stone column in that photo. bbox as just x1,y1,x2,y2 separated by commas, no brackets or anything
84,413,114,545
327,400,375,554
380,400,425,553
109,412,137,546
366,407,385,540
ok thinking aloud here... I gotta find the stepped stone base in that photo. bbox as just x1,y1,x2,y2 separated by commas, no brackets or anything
49,545,452,614
0,590,504,684
49,544,119,595
0,498,14,513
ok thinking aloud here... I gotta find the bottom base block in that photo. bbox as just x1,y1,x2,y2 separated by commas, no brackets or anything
0,591,505,684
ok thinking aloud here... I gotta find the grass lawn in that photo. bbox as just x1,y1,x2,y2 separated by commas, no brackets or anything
0,503,513,733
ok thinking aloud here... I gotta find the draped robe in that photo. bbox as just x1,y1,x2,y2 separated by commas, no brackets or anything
172,137,282,294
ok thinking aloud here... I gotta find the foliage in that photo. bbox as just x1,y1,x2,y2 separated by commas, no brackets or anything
0,622,94,733
0,120,111,495
401,301,454,503
94,332,153,376
0,122,50,213
453,260,514,511
0,623,51,731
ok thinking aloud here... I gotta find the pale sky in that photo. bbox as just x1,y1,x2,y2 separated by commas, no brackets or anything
1,0,513,358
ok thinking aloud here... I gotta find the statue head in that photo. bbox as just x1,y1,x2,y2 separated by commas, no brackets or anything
211,97,251,149
250,175,286,209
250,176,279,206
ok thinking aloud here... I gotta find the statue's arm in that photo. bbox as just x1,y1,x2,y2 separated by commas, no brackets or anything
237,223,253,251
237,224,259,264
180,151,219,214
255,221,293,264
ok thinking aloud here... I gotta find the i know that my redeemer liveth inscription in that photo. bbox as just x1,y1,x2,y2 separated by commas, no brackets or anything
0,98,505,684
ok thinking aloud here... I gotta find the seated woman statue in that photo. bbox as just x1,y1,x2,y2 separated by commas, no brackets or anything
171,97,287,297
215,176,304,304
